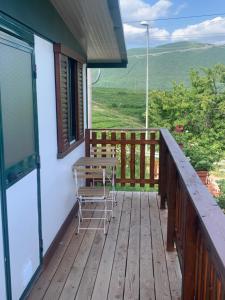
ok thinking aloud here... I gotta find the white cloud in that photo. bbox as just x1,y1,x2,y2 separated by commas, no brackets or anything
120,0,172,47
123,23,170,47
171,17,225,42
174,3,187,16
120,0,172,22
120,1,225,48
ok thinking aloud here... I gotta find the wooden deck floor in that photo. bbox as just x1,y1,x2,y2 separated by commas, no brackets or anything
28,192,181,300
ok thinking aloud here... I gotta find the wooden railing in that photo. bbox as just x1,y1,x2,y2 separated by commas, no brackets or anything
85,128,159,187
159,128,225,299
85,127,225,298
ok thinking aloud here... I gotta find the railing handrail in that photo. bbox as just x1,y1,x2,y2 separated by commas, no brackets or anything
87,128,159,132
160,128,225,297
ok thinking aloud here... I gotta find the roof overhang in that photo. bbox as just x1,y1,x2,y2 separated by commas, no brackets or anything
50,0,127,68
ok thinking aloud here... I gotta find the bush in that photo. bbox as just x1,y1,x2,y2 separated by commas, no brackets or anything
216,179,225,210
184,143,215,171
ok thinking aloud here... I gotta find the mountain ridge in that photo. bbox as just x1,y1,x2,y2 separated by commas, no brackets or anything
92,41,225,90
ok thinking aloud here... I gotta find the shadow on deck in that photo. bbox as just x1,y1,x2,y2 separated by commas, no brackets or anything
28,192,181,300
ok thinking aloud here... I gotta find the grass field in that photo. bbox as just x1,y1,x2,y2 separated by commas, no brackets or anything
92,87,145,128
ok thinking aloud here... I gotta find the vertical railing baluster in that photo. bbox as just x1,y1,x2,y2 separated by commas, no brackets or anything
92,131,97,156
101,131,106,157
217,279,222,300
182,198,198,300
202,251,209,299
150,132,155,187
121,132,126,187
111,132,116,151
85,129,90,157
166,156,177,251
140,132,145,187
130,132,135,187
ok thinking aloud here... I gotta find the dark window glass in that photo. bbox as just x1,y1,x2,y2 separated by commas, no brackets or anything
0,33,36,186
68,58,77,143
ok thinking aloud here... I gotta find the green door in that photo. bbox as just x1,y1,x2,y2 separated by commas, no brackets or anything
0,27,42,300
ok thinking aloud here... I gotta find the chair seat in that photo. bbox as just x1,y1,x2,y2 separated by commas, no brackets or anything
78,186,110,198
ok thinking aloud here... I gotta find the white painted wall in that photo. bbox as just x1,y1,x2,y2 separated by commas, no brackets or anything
34,35,86,254
0,201,6,300
7,170,40,300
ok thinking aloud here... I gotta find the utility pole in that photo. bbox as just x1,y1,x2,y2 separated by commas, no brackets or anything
140,21,150,137
87,68,92,129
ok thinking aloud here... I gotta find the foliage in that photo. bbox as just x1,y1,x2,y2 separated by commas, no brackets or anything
92,64,225,173
184,143,215,171
149,64,225,169
216,179,225,210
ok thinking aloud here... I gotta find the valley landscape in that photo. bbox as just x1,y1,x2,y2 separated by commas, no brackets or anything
92,41,225,128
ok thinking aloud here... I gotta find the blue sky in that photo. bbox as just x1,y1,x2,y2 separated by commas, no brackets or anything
120,0,225,48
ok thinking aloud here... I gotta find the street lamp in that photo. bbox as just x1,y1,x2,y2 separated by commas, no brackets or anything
140,21,150,135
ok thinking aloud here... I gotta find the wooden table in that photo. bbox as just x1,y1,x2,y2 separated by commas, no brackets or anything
73,157,117,168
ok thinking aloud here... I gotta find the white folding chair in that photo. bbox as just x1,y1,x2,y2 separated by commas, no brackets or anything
73,166,112,234
90,145,116,207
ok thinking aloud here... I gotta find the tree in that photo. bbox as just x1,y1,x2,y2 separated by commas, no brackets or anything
148,64,225,166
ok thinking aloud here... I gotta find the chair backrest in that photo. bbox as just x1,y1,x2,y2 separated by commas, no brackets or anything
72,166,106,196
90,145,116,158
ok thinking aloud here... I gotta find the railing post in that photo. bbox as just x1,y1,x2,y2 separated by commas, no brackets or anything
150,132,155,187
166,157,177,251
182,198,198,300
159,132,167,209
85,129,90,157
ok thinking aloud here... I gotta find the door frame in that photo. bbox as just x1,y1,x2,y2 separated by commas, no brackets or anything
0,13,43,300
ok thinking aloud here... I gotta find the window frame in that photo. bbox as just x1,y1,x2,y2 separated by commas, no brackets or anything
0,28,39,188
54,43,86,158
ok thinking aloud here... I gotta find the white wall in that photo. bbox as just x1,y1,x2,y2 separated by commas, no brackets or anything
34,35,86,254
0,201,6,300
7,170,40,300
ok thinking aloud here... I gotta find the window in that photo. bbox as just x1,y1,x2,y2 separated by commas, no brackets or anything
54,44,85,158
0,30,38,187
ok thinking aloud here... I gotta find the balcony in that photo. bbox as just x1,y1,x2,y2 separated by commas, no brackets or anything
28,128,225,299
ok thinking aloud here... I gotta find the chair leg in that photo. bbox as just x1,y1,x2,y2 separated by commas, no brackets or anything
104,198,107,234
111,195,114,218
112,169,117,205
77,200,82,234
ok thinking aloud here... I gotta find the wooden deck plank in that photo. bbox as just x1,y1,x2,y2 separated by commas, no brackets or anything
157,195,182,300
90,192,124,300
74,222,106,300
28,192,182,300
43,206,95,300
59,208,103,300
150,193,171,300
124,192,141,300
27,217,77,300
140,192,155,300
107,192,132,300
76,192,124,300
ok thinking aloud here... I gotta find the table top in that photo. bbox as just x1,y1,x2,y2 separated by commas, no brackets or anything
73,156,117,168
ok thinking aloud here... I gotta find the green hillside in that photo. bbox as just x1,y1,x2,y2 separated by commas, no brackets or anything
92,41,225,90
92,88,145,128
